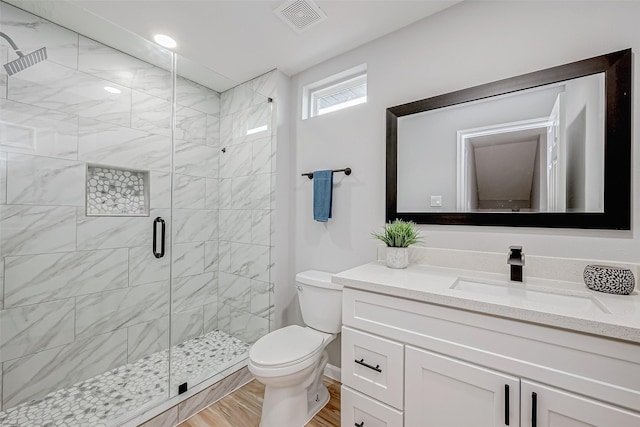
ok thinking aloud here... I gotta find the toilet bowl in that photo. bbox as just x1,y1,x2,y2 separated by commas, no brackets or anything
248,270,342,427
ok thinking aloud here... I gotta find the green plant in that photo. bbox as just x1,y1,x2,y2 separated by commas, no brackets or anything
372,219,421,248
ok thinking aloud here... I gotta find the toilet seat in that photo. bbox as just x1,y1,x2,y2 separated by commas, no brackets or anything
249,326,327,377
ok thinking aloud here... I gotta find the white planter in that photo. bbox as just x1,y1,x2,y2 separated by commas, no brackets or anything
386,247,409,269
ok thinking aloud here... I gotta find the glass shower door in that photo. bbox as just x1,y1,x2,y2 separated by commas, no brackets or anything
0,3,174,424
168,58,275,396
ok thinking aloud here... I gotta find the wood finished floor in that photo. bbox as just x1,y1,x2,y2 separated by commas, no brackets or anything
178,377,340,427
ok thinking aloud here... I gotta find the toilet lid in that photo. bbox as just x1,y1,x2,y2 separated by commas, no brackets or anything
250,325,324,368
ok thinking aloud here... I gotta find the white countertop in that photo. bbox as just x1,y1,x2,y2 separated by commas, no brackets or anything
333,262,640,344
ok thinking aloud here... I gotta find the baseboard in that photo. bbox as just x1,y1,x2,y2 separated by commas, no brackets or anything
323,363,341,382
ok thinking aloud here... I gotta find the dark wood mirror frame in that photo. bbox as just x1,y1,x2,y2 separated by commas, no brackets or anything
386,49,632,229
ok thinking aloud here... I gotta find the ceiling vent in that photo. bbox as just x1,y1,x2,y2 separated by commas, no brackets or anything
275,0,327,33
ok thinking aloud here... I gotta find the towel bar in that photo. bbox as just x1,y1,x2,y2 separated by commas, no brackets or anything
302,167,351,179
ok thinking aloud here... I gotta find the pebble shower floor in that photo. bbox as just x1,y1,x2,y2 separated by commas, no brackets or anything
0,330,250,427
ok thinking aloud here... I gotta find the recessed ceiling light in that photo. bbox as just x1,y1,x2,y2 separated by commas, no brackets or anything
104,86,121,94
153,34,177,48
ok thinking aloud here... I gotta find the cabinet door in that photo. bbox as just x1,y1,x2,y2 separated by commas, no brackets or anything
405,346,519,427
521,380,640,427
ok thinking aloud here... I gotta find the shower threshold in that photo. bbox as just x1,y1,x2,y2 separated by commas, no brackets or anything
0,330,250,427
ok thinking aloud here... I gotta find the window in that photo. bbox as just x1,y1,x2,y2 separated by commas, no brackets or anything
303,64,367,119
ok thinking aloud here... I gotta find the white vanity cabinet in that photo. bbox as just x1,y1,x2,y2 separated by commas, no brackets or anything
340,287,640,427
405,346,520,426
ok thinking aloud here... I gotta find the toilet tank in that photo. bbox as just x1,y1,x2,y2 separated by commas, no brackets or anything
296,270,343,334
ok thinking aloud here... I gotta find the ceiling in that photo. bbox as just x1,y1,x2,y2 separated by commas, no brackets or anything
7,0,461,91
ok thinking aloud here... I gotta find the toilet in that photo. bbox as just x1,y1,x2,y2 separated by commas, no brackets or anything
248,270,343,427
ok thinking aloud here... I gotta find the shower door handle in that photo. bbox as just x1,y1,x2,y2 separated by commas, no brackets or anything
153,217,165,259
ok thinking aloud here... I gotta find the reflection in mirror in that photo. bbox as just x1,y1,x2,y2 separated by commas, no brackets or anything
397,73,605,213
386,48,631,229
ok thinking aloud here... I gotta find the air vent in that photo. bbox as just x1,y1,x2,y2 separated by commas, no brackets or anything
275,0,327,33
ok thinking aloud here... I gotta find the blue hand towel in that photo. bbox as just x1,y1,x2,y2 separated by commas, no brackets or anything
313,170,333,222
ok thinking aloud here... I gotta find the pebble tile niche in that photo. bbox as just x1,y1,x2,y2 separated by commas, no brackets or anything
86,165,149,216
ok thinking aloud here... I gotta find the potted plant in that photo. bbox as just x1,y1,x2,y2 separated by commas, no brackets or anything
372,219,421,269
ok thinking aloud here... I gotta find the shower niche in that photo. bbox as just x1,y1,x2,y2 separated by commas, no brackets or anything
86,164,149,216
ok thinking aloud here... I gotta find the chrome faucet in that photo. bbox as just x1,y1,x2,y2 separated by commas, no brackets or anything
507,246,525,282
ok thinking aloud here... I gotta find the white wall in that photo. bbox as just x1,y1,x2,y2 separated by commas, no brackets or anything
289,1,640,366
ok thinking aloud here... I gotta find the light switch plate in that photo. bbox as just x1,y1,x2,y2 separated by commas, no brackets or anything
430,195,442,207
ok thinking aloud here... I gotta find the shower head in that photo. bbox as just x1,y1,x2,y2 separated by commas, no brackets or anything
0,31,47,76
3,47,47,75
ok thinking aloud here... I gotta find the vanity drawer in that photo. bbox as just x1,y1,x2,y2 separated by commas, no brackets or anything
341,326,404,409
341,386,403,427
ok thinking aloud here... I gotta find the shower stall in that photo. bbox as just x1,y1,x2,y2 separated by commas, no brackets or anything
0,2,275,425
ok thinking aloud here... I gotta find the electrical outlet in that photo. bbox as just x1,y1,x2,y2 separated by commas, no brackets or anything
430,196,442,207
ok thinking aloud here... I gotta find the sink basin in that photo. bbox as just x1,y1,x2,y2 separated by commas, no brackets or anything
451,279,610,314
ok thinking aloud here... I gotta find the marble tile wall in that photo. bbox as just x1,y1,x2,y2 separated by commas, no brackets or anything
216,71,277,345
0,2,222,412
0,2,276,416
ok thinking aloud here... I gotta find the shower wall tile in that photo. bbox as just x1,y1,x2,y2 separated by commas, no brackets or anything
218,272,250,311
231,103,271,144
150,171,171,209
218,178,232,209
1,45,6,99
220,142,252,178
217,304,231,334
127,316,169,363
76,208,169,250
203,302,218,334
171,306,203,346
219,209,251,243
174,139,219,178
0,298,75,362
172,209,218,243
250,280,271,318
220,115,233,147
131,91,171,136
252,138,272,175
250,70,277,99
2,329,127,408
251,209,271,246
172,174,205,209
0,2,79,70
206,115,220,147
229,310,268,344
175,105,207,144
229,176,253,210
0,205,76,257
220,83,263,117
0,152,6,205
172,242,205,278
128,245,170,286
218,241,231,273
176,76,220,115
8,61,131,127
229,242,270,282
75,280,169,339
230,175,270,210
6,153,85,206
78,117,172,172
171,272,217,313
78,36,172,100
0,99,78,160
4,248,128,308
204,241,219,273
205,178,219,209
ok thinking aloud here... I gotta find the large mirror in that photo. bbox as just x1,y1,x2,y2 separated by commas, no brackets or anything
386,49,631,229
